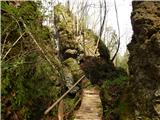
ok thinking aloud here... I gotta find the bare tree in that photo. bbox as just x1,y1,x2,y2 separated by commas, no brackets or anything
94,0,107,54
111,0,120,62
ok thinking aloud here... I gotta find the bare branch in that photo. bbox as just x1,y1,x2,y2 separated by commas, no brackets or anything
111,0,120,62
94,0,107,54
2,22,14,36
2,32,26,60
1,32,9,54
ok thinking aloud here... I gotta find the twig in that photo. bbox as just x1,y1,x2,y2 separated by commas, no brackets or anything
44,75,85,115
4,49,37,63
2,32,26,60
1,21,14,36
1,32,9,54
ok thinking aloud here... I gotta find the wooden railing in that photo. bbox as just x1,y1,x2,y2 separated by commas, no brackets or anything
44,75,85,115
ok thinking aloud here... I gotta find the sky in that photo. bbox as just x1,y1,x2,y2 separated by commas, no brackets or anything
42,0,133,55
107,0,133,55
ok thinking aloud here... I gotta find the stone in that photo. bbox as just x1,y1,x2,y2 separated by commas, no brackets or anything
63,67,79,94
128,1,160,119
65,49,77,55
154,104,160,116
64,49,78,59
63,58,84,80
155,88,160,97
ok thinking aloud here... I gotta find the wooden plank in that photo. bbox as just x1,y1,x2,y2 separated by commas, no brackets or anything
74,88,103,120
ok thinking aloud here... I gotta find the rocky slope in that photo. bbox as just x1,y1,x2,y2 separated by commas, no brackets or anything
54,4,131,120
54,4,114,92
128,1,160,119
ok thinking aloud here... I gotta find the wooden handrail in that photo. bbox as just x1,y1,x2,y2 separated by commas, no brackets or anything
44,75,85,115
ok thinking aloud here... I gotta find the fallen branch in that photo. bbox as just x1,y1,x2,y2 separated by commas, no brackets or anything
44,75,85,115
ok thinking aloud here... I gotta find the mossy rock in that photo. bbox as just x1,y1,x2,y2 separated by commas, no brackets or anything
64,49,78,59
54,4,74,35
63,58,84,80
63,66,79,94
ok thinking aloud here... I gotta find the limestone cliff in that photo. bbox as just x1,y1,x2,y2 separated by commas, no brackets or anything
54,4,112,92
128,1,160,119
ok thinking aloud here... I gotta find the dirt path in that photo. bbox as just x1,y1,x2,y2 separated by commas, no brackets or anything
74,88,103,120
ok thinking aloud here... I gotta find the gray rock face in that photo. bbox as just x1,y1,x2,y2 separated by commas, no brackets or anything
128,1,160,119
64,49,78,59
54,4,112,98
63,58,84,80
63,67,79,94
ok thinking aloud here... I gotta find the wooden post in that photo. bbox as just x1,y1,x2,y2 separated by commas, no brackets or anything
58,100,64,120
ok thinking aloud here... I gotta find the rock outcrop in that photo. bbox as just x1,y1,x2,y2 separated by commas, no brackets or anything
54,4,113,93
128,1,160,119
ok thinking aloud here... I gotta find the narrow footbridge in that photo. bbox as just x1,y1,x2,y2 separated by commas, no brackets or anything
74,88,103,120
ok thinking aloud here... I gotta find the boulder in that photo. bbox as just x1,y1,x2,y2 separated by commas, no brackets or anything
64,49,78,59
63,58,84,81
63,67,79,94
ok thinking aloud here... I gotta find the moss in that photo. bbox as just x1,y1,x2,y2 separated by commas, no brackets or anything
84,29,110,59
100,68,129,120
54,4,80,56
63,58,84,80
63,94,80,120
82,80,94,89
1,1,62,119
54,4,74,36
85,29,99,40
2,53,62,119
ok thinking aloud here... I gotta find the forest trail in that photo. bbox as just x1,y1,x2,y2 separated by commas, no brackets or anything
74,88,103,120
